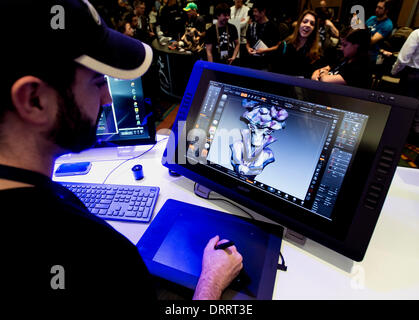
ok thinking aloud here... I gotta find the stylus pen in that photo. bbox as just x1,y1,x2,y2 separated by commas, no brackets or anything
215,241,235,250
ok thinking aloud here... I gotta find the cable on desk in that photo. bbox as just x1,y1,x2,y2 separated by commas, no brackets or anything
277,251,288,272
193,182,256,220
102,137,168,184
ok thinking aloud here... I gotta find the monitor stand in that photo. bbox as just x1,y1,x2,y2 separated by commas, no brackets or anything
193,183,212,198
284,229,307,246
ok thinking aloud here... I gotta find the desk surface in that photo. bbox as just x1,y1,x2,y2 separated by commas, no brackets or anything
54,135,419,300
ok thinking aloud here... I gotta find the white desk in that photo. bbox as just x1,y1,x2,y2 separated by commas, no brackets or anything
53,135,419,300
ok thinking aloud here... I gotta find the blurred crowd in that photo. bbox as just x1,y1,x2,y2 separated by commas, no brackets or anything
91,0,418,143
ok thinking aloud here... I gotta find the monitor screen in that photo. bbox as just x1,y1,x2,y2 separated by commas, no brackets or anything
163,61,418,261
95,76,156,146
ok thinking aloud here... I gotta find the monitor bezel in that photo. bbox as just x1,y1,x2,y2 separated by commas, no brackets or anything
94,76,157,147
162,61,417,261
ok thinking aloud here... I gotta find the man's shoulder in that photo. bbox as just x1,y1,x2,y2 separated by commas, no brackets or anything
227,22,239,37
366,16,377,25
264,20,278,31
205,24,216,36
382,17,393,29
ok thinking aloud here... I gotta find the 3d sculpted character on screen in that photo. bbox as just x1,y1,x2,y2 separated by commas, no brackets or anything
230,99,288,178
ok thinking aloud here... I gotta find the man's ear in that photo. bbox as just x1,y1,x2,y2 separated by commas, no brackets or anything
10,76,55,125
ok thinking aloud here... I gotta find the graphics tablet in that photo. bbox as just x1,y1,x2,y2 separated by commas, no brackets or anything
137,199,284,300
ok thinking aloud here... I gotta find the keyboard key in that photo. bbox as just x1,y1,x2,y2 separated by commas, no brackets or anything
96,203,110,209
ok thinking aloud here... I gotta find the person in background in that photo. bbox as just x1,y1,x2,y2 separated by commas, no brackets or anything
319,0,336,23
133,0,155,44
205,3,240,65
159,0,184,39
366,0,394,63
117,0,134,21
149,5,158,34
244,0,279,70
272,10,321,78
311,28,371,88
117,17,136,37
316,5,340,66
230,0,250,61
391,28,419,144
183,2,207,37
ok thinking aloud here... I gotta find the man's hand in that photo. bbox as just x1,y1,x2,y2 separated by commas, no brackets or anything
227,57,236,65
247,47,257,55
193,235,243,300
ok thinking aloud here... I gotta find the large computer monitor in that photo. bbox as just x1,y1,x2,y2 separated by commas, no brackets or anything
162,61,418,261
95,76,156,146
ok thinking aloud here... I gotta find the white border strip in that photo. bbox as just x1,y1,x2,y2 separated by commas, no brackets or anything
74,43,153,80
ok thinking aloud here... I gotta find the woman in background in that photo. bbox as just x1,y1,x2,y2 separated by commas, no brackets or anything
272,10,321,78
311,28,370,88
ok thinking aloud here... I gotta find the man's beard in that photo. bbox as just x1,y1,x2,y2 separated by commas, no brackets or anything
47,90,102,154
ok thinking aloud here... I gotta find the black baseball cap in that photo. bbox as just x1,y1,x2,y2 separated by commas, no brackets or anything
2,0,153,80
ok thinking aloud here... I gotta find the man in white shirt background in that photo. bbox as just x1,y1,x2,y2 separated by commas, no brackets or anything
391,29,419,144
230,0,250,61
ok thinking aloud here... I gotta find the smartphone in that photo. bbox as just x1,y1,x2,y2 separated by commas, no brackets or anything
55,162,92,177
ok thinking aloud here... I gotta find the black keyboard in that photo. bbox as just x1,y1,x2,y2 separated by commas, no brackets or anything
60,182,159,223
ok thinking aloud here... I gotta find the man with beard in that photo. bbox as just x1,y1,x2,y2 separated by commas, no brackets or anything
0,0,242,307
366,0,394,63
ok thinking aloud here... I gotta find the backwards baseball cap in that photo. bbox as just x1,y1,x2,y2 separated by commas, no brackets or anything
183,2,198,11
2,0,153,80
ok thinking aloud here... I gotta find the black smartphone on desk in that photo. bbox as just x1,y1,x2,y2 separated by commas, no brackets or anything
55,162,92,177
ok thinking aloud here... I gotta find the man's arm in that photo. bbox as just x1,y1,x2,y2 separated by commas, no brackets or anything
239,8,250,29
318,73,346,85
392,30,419,75
311,65,331,80
255,43,279,55
228,39,240,65
325,19,339,38
206,43,214,62
193,236,243,300
246,42,254,54
370,31,384,45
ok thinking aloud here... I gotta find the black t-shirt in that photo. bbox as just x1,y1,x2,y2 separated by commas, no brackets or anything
245,20,279,50
0,165,158,309
329,58,370,88
205,23,238,63
186,15,206,33
273,41,318,78
159,4,184,38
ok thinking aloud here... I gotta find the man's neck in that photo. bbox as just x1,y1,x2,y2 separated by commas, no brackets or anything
0,178,33,190
376,14,387,22
258,16,268,24
0,154,54,178
0,137,56,178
